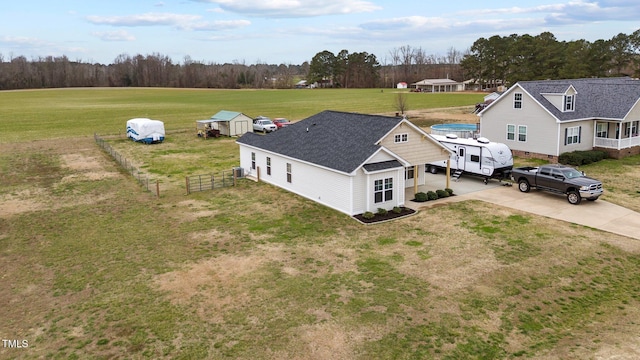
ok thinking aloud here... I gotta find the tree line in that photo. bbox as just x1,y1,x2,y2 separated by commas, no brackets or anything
0,29,638,91
461,29,640,88
0,53,309,90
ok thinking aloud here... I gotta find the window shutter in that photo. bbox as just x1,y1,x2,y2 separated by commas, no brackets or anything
564,128,568,145
578,126,581,143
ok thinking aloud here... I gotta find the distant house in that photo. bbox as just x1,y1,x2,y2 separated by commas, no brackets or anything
411,79,463,92
479,77,640,160
397,82,408,89
236,111,452,216
200,110,253,137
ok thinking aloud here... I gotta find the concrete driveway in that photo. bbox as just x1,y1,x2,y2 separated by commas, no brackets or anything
407,173,640,241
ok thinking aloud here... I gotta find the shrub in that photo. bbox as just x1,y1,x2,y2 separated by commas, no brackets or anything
377,208,388,216
415,192,428,202
392,206,403,214
559,150,608,166
436,189,449,198
445,188,454,196
363,211,375,219
427,191,438,200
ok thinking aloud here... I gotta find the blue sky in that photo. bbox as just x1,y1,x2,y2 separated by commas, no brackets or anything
1,0,639,65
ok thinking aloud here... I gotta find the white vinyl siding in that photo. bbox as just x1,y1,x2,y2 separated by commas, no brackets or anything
239,145,354,215
480,86,558,155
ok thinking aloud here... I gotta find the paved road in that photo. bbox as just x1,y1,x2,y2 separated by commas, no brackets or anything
417,175,640,241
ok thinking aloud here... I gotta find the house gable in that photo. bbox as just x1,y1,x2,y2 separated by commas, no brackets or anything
378,119,451,165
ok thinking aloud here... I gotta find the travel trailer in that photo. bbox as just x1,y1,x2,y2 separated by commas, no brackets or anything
426,134,513,182
126,118,165,144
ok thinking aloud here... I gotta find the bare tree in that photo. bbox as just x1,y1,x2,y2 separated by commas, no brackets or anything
395,92,409,115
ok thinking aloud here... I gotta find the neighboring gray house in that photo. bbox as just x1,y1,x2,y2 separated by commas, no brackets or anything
479,77,640,160
236,111,452,216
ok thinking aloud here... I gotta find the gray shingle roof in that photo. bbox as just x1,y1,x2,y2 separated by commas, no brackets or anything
517,77,640,121
362,160,403,172
236,110,402,174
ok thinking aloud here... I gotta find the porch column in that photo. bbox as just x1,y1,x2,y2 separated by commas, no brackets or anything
446,159,451,189
413,165,418,196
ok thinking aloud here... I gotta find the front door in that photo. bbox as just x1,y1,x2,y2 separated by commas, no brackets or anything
405,167,415,187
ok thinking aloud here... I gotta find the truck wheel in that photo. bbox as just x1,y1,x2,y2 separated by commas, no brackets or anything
429,166,438,174
518,179,530,193
567,191,582,205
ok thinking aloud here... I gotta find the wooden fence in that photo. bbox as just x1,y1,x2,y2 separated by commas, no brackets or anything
185,170,239,194
94,133,160,196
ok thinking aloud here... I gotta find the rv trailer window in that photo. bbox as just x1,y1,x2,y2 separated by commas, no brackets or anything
470,155,480,163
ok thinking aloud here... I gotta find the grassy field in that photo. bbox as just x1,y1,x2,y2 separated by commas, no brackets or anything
0,88,482,142
1,88,640,359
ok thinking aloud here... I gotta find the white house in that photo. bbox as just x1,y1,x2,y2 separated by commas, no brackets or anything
236,111,452,216
411,79,463,92
479,77,640,160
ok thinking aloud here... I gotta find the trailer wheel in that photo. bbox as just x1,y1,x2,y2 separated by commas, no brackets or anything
518,179,530,193
428,166,438,174
567,190,581,205
483,178,488,185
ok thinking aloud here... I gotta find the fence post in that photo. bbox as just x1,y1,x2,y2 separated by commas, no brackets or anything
186,176,190,195
233,169,237,186
156,180,160,198
257,166,261,182
212,175,215,190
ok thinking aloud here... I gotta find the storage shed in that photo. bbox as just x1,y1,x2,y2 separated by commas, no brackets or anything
202,110,253,137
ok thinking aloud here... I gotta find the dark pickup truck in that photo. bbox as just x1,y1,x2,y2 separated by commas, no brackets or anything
510,164,604,204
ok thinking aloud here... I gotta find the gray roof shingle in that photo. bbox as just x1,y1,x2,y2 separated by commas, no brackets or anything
517,77,640,121
236,110,402,174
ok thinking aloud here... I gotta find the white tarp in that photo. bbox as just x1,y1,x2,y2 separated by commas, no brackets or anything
126,118,165,143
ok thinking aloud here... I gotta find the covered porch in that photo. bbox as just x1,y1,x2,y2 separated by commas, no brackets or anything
593,120,640,150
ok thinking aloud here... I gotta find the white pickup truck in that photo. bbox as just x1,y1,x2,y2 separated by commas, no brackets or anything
253,116,277,133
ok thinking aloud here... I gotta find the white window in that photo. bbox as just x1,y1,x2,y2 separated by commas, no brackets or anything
596,123,608,138
514,93,523,109
394,133,408,143
566,126,581,145
624,121,639,137
266,157,271,175
286,163,292,183
506,124,516,141
251,152,256,170
374,178,393,203
564,95,575,112
518,125,527,142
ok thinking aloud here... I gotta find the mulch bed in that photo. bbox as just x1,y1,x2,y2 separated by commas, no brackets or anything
353,207,416,224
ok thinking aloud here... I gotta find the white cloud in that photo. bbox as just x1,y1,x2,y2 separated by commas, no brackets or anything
190,0,381,17
0,35,47,48
85,12,250,32
92,30,136,41
188,19,251,31
86,13,202,27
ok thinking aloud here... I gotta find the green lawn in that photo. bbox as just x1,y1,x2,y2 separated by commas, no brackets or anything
0,88,483,142
1,88,640,359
